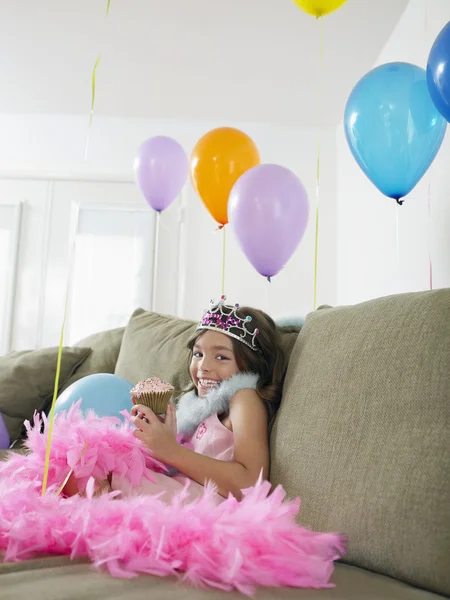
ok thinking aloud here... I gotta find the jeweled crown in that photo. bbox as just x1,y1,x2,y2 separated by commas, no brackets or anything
197,295,261,353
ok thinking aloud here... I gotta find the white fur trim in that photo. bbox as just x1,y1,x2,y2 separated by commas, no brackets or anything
176,372,259,438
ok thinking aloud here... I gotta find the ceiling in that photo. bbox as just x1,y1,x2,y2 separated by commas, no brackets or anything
0,0,409,125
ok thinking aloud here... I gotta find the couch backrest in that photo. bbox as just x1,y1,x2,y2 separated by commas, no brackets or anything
270,289,450,597
59,326,125,394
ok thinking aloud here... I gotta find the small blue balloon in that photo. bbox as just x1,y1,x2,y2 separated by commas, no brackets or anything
427,21,450,123
54,374,134,421
345,62,447,203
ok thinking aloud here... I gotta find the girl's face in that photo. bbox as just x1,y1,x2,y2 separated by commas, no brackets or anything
190,331,240,397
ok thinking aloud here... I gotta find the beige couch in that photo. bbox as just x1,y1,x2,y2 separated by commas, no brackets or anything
1,289,449,600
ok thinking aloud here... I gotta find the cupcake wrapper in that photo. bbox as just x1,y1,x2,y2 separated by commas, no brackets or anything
132,390,173,415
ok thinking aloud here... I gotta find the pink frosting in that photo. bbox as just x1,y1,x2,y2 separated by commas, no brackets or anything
130,377,174,395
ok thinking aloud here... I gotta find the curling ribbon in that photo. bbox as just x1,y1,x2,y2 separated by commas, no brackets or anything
313,17,323,310
42,1,111,495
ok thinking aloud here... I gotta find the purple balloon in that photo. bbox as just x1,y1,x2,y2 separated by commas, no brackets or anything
229,164,309,279
134,136,189,212
0,413,10,450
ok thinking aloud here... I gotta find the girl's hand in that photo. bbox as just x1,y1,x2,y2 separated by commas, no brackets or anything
130,403,178,463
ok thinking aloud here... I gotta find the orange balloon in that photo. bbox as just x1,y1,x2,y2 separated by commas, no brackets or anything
190,127,260,225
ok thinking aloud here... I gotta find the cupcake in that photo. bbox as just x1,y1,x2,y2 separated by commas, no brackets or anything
130,377,174,415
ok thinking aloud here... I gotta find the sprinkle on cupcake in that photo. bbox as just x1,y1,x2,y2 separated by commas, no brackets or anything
130,377,174,396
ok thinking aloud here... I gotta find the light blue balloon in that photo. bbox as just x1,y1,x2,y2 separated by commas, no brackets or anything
427,20,450,123
54,374,134,421
345,62,447,203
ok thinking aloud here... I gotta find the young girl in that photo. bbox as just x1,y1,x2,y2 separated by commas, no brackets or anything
111,296,286,503
0,297,344,593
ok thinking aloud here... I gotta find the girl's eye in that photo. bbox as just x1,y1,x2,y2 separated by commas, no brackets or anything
193,351,231,361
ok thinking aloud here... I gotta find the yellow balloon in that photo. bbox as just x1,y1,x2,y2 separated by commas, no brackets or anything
190,127,260,225
293,0,348,17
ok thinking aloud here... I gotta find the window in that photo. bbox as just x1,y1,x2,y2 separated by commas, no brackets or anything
66,204,154,344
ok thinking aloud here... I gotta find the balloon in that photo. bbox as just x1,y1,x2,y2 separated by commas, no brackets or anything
344,62,447,203
134,136,189,212
293,0,347,17
54,374,134,420
228,164,309,279
190,127,260,225
427,21,450,122
0,414,9,450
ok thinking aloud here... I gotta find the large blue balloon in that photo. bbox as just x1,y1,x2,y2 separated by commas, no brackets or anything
54,374,134,421
427,21,450,122
345,62,446,203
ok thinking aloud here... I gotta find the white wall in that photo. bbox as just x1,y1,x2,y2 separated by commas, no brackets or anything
336,0,450,305
0,114,337,351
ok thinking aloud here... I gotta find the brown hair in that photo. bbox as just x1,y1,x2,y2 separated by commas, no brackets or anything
186,306,286,425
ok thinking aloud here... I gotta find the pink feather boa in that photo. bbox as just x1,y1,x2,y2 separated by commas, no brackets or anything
0,403,345,595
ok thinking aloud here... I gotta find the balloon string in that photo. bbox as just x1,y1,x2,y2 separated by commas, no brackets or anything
85,2,111,159
424,4,433,291
43,0,111,495
152,211,161,311
265,277,271,314
313,16,323,310
396,203,400,269
428,178,433,290
85,53,102,160
42,204,79,495
89,54,102,128
221,225,227,295
41,304,67,495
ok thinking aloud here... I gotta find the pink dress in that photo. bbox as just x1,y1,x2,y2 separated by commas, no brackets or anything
111,413,234,505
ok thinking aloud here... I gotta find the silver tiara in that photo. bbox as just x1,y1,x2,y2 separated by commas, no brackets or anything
196,295,261,353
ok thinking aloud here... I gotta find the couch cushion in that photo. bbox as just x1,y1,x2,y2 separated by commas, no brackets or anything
114,310,197,393
0,558,444,600
115,309,300,393
60,327,125,393
0,346,91,445
270,289,450,596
